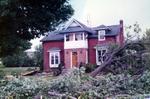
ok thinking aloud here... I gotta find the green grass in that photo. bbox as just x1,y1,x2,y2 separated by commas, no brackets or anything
0,64,4,68
0,67,38,76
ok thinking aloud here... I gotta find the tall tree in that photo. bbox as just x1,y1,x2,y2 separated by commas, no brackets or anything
33,44,43,70
0,0,74,57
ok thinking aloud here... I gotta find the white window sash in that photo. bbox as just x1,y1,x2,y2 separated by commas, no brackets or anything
96,48,107,65
98,30,105,41
49,51,60,68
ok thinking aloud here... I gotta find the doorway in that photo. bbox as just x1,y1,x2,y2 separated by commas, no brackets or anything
72,52,77,67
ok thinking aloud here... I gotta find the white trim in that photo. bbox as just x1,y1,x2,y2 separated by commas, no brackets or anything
70,51,72,68
47,50,61,52
73,33,75,41
64,40,88,49
64,19,83,30
86,50,88,64
64,34,66,42
49,51,60,68
96,48,107,65
96,50,98,65
82,33,85,40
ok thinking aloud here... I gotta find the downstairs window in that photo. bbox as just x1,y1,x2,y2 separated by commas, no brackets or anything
49,51,60,68
96,49,107,65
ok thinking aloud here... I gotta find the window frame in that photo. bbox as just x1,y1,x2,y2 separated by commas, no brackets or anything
49,51,60,68
75,33,83,41
96,48,107,65
98,30,106,41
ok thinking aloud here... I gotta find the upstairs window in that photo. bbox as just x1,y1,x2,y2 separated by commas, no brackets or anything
75,33,83,41
65,34,74,41
69,34,74,41
98,30,105,41
66,34,69,41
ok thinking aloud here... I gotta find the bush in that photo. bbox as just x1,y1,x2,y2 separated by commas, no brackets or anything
0,76,52,98
84,63,98,73
1,68,150,98
49,68,150,98
2,52,35,67
0,69,5,79
48,67,92,98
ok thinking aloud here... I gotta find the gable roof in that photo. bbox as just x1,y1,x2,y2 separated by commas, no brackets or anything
41,19,121,42
64,19,84,29
41,31,64,42
59,19,95,34
93,25,111,30
106,25,120,36
88,25,120,38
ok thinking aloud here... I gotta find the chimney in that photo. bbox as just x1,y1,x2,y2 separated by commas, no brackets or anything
120,20,123,28
119,20,124,44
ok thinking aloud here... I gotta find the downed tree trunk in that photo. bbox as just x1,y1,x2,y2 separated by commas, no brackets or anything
90,42,146,77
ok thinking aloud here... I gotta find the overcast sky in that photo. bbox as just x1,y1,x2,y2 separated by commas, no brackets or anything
29,0,150,51
71,0,150,29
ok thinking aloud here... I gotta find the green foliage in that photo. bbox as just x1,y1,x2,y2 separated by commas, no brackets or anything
0,77,48,98
84,63,98,73
48,69,150,98
50,68,82,93
1,68,150,98
2,52,35,67
0,64,4,68
0,0,73,57
0,69,5,79
0,67,38,77
125,22,142,41
33,44,43,70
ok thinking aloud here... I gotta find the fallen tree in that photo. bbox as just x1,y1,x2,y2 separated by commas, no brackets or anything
90,41,147,77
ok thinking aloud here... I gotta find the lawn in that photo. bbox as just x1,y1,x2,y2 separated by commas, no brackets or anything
0,66,40,77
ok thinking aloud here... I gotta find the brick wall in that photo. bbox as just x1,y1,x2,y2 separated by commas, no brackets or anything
43,41,64,72
64,48,87,68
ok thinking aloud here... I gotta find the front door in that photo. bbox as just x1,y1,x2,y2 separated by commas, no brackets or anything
72,52,77,67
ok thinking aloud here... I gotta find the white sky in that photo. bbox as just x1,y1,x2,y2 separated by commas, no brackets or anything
29,0,150,51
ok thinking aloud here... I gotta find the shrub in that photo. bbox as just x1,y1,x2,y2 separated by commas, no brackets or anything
2,53,35,67
84,63,97,73
0,69,5,79
48,67,92,98
1,68,150,98
49,68,82,93
0,76,52,98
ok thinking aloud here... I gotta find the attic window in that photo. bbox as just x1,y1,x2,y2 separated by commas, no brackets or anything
98,30,105,41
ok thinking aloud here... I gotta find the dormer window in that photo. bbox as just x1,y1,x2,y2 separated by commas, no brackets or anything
98,30,105,41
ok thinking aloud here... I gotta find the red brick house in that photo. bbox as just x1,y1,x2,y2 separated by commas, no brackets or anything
41,19,124,72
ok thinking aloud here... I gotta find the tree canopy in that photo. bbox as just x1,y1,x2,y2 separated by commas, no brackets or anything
0,0,74,57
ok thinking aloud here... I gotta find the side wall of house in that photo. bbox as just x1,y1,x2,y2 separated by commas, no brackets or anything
88,36,116,65
43,41,64,72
